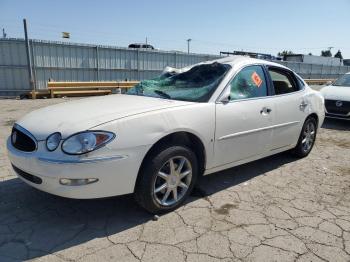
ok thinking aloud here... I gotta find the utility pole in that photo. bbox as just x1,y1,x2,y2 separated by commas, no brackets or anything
146,37,148,45
2,28,7,38
23,19,36,98
187,38,192,54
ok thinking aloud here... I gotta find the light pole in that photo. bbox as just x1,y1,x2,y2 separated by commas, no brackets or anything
187,38,192,54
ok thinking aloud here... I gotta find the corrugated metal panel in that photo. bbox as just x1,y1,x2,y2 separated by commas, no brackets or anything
303,55,342,66
0,38,349,96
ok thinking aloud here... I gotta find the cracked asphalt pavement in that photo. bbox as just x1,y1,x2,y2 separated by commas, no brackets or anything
0,98,350,262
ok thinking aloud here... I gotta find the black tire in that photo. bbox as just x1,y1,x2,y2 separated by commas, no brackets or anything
292,116,317,158
134,145,198,214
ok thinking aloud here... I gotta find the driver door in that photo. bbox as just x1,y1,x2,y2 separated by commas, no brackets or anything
214,65,274,168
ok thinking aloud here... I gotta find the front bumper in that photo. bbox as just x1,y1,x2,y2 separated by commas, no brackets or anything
7,138,149,199
325,99,350,120
325,112,350,120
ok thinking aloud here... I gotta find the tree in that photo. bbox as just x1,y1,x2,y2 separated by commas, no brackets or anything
321,50,332,57
334,50,343,60
277,50,294,56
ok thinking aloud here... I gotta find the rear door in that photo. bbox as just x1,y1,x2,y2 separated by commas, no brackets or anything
266,66,308,151
214,65,275,167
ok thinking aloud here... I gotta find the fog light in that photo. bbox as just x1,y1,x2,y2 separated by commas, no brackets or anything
59,178,98,186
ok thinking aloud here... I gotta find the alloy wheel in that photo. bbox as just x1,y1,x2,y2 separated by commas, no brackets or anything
153,156,192,206
301,121,316,153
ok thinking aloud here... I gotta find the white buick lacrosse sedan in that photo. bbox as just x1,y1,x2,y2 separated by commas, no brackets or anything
7,56,325,213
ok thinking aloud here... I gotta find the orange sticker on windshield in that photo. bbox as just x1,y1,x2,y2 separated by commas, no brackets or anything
251,72,263,87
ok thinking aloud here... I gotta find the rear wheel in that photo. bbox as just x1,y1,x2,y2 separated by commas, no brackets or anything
134,145,198,214
292,117,317,157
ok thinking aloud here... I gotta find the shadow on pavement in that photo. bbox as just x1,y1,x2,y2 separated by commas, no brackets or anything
0,151,298,260
194,151,296,197
322,118,350,131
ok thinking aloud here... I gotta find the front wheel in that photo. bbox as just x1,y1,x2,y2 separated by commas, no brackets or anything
134,145,198,214
292,117,317,157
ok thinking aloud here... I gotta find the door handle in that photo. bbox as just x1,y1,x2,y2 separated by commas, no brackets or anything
260,107,272,115
300,101,308,109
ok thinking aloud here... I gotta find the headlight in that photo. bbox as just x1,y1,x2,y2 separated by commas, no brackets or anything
62,131,115,155
46,132,61,151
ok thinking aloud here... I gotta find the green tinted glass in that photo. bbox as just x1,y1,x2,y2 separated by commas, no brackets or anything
230,65,267,100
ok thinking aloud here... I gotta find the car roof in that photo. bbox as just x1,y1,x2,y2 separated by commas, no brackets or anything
168,55,292,76
213,55,289,70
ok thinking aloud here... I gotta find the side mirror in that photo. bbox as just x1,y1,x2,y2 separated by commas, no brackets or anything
219,93,231,104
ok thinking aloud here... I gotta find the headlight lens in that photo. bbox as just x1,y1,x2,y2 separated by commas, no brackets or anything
46,132,61,151
61,131,115,155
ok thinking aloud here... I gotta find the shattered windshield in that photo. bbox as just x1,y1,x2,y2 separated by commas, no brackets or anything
333,74,350,87
126,62,231,102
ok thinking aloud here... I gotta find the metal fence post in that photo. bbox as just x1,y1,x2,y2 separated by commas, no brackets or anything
137,49,140,80
310,63,313,79
30,39,37,91
23,19,35,98
96,46,100,81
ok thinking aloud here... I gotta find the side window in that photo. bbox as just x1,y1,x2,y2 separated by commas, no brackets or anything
268,69,299,95
296,75,305,89
229,65,267,101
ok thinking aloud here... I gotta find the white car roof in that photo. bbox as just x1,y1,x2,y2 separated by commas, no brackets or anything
182,55,290,72
213,55,289,70
163,55,292,77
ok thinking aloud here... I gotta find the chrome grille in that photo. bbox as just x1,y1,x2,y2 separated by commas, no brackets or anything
325,99,350,115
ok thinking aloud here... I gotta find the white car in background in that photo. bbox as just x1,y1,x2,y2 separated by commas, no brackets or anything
320,72,350,120
7,56,325,213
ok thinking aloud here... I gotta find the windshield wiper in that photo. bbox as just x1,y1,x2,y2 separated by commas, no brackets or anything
154,90,171,99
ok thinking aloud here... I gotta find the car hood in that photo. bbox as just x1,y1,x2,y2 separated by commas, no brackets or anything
16,94,191,140
320,85,350,101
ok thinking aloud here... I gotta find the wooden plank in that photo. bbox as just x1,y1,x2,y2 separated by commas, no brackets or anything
304,79,334,85
48,85,137,90
48,82,119,87
47,81,139,88
46,80,138,99
51,90,111,98
48,86,103,90
27,90,50,99
53,90,111,95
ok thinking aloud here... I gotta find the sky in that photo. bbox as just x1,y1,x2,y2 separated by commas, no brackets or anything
1,0,350,58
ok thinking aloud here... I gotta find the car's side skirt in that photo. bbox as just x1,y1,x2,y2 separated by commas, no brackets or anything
203,143,295,176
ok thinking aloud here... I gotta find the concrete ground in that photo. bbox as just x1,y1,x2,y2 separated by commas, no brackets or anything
0,98,350,262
